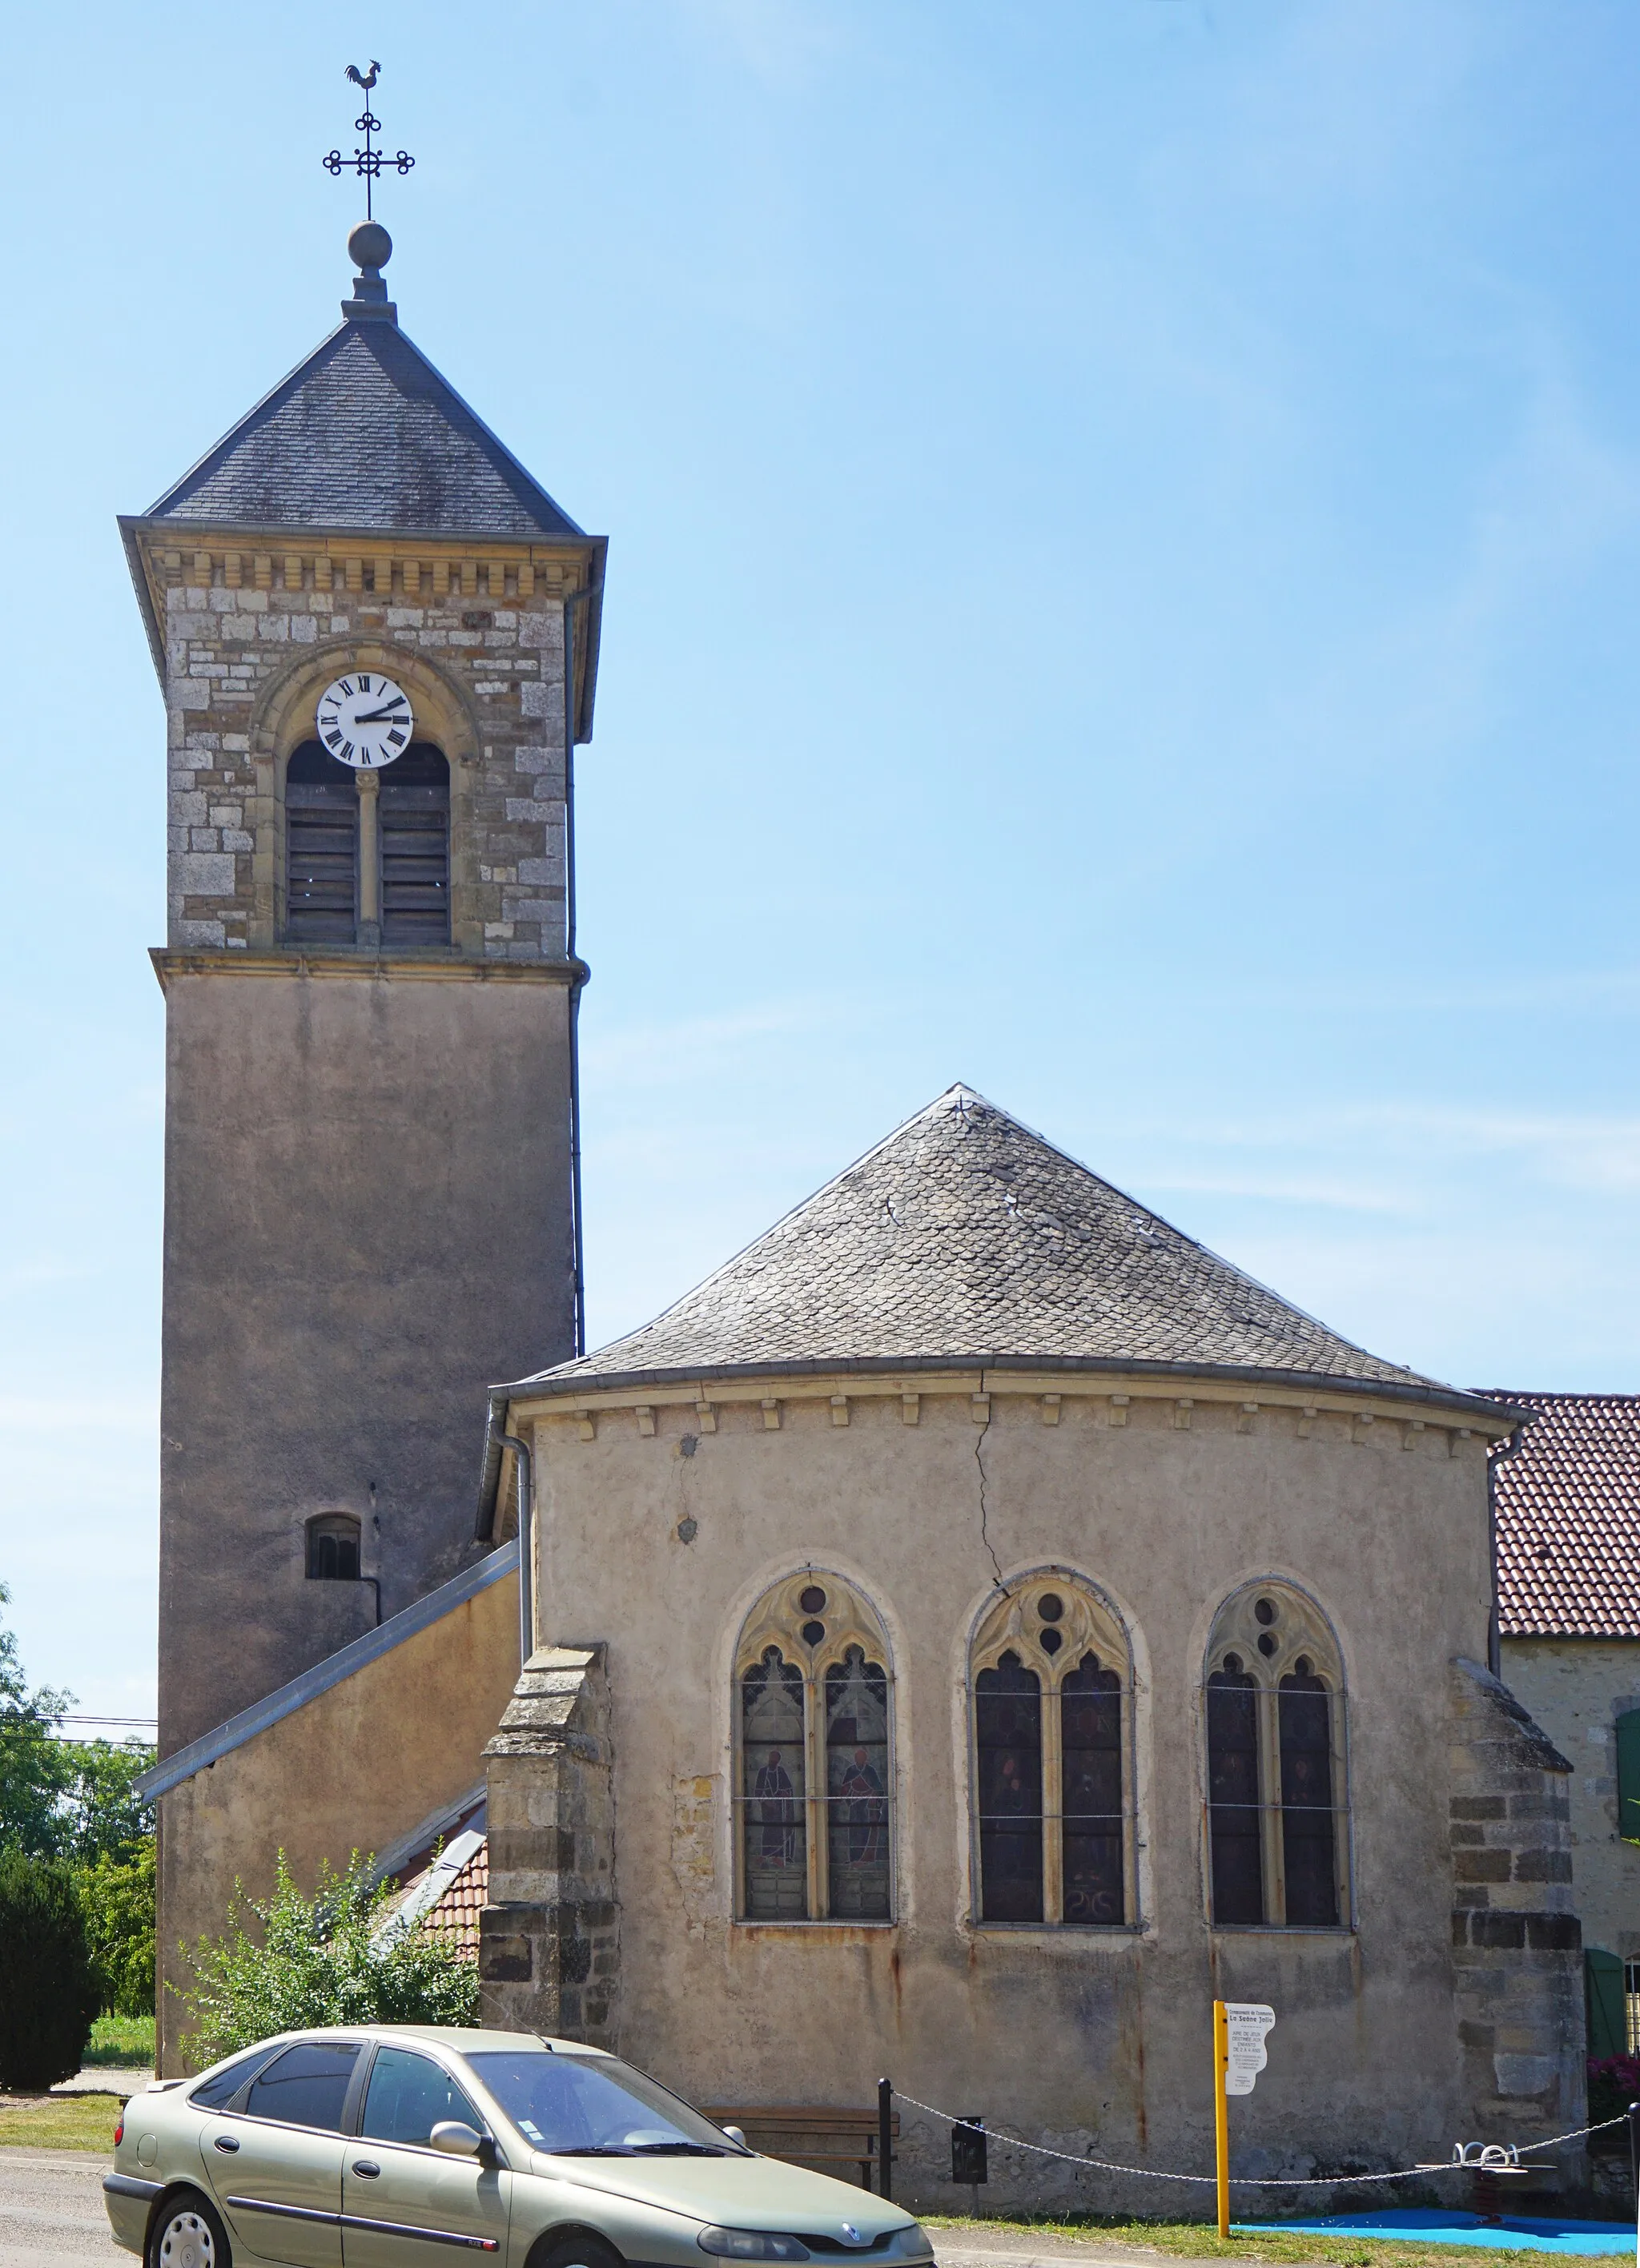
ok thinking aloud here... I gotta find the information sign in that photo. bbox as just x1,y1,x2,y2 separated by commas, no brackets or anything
1223,2002,1276,2096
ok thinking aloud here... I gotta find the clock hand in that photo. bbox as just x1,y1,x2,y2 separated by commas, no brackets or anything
352,702,408,723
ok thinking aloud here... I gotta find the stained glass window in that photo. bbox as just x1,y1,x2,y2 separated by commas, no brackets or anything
825,1648,891,1920
1207,1662,1263,1924
1204,1585,1349,1929
734,1575,895,1922
976,1652,1044,1921
1061,1654,1124,1924
740,1648,806,1920
971,1577,1134,1928
1279,1662,1338,1927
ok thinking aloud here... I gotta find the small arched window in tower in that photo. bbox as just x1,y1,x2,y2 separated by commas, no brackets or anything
1204,1582,1349,1928
285,742,359,943
380,746,450,947
970,1574,1135,1927
307,1514,361,1582
734,1573,894,1923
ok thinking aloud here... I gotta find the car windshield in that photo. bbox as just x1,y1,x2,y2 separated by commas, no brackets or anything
464,2051,745,2156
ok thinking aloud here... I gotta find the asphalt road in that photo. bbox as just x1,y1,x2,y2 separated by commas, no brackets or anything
0,2149,1205,2268
0,2149,124,2268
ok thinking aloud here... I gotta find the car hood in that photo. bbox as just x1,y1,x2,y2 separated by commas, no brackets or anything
525,2149,911,2234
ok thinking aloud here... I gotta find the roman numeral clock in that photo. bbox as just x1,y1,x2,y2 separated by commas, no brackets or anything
316,670,414,767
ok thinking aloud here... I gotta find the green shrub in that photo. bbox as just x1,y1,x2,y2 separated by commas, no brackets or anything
179,1849,479,2066
0,1848,102,2089
82,1841,156,2019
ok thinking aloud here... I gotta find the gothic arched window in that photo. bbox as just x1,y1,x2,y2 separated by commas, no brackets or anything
970,1574,1135,1928
285,742,359,943
1204,1582,1349,1928
380,745,450,947
734,1574,894,1923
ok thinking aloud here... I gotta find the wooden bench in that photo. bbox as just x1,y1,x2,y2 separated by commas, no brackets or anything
705,2106,898,2190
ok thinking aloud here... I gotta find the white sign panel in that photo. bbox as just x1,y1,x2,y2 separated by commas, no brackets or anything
1223,2002,1276,2097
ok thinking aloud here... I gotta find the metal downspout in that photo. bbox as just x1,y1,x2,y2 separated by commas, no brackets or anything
563,577,602,1361
500,1431,534,1668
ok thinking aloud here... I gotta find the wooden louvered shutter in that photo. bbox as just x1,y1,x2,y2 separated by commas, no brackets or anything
380,745,450,947
1618,1711,1640,1843
1586,1947,1626,2057
285,742,358,943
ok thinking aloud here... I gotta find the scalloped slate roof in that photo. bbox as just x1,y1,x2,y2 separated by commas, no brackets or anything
146,319,582,537
518,1084,1453,1396
1491,1393,1640,1638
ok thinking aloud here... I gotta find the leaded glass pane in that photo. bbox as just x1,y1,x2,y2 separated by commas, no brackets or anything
741,1648,806,1919
1207,1664,1263,1924
1061,1652,1123,1924
976,1651,1043,1922
1279,1670,1338,1926
825,1647,890,1919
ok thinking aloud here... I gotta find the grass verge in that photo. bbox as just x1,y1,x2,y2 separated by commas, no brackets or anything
85,2014,155,2068
0,2092,127,2153
920,2214,1625,2267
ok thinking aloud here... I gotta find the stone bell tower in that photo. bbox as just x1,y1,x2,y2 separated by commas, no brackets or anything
122,222,605,1758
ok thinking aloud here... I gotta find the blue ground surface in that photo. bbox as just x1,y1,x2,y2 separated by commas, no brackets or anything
1233,2213,1635,2254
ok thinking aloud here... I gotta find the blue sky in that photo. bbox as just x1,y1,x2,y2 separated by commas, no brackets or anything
5,0,1640,1719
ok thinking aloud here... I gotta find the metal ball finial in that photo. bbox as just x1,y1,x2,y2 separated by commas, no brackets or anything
349,220,392,274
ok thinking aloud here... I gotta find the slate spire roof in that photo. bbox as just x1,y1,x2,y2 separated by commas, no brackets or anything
1490,1392,1640,1638
143,316,584,540
510,1084,1485,1403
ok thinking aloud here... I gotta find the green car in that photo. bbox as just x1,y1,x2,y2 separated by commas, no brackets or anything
102,2026,933,2268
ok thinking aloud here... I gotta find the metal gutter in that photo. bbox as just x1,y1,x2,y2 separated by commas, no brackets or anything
366,1779,488,1888
136,1541,519,1803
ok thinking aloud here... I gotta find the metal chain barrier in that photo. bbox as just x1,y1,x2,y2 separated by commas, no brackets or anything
893,2090,1626,2189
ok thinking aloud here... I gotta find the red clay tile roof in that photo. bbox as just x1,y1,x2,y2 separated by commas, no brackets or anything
419,1839,487,1962
1492,1392,1640,1638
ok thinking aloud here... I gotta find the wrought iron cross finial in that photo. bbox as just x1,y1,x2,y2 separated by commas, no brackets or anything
323,61,415,222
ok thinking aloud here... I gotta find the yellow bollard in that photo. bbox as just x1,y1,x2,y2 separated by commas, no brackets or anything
1213,1998,1231,2241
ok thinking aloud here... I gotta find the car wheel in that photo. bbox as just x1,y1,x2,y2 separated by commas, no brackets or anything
532,2235,625,2268
148,2192,231,2268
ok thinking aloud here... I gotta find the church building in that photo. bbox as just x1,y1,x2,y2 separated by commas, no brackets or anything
137,227,1588,2206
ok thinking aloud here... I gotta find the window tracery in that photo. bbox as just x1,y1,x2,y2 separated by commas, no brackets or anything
1204,1581,1350,1928
969,1574,1135,1928
734,1574,893,1923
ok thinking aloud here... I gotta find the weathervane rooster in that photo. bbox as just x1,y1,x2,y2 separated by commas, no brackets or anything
324,60,413,222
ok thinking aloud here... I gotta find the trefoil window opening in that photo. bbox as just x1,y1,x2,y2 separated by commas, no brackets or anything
1204,1582,1350,1928
735,1573,894,1923
969,1574,1136,1927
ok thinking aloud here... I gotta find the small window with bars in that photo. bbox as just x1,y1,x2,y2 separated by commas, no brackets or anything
285,742,359,942
1626,1960,1640,2053
307,1515,361,1582
380,746,451,947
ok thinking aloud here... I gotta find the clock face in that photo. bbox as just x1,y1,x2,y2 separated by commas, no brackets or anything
315,672,415,769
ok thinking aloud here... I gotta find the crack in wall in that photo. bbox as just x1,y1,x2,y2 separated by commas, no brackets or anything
975,1403,1004,1588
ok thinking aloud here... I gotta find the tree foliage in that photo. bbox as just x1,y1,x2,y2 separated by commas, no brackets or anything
179,1850,480,2066
0,1584,157,2025
0,1848,102,2089
82,1841,158,2019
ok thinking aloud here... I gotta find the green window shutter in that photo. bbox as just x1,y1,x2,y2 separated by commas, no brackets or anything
1618,1710,1640,1844
1587,1947,1626,2059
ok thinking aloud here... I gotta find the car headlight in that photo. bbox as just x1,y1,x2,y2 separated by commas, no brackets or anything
697,2233,811,2262
890,2229,933,2259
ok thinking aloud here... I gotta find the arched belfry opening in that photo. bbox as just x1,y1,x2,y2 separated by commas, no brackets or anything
283,740,450,949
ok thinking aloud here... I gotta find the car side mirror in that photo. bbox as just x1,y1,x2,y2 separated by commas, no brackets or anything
430,2121,483,2158
720,2126,747,2149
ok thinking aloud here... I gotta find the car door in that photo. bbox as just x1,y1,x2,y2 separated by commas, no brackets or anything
342,2045,510,2268
201,2039,361,2268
